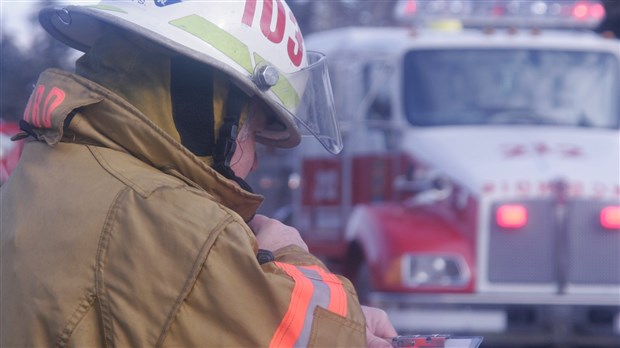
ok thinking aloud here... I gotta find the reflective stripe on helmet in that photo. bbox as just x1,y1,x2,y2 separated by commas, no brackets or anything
88,4,127,13
170,15,254,73
171,15,300,110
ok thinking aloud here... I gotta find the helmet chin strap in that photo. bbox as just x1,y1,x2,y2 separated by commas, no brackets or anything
171,55,253,193
212,85,254,193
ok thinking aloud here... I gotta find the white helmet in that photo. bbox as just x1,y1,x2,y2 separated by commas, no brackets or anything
39,0,342,154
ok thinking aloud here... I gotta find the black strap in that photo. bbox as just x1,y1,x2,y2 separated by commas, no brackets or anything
213,85,245,167
11,120,37,141
257,249,275,265
170,55,254,192
171,56,215,157
211,85,254,193
12,111,77,142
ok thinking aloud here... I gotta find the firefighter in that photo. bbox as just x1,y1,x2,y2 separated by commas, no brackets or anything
0,1,396,347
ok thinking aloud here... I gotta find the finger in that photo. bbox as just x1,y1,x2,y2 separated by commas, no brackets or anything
373,315,398,338
366,331,393,348
248,214,268,231
362,306,398,338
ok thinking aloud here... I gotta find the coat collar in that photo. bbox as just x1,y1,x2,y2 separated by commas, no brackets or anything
26,68,262,221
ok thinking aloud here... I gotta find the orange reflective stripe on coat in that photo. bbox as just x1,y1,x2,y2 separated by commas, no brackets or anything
303,265,347,317
270,262,348,348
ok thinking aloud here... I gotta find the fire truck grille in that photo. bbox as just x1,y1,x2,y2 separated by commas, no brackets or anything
566,201,620,285
487,200,620,286
488,201,556,283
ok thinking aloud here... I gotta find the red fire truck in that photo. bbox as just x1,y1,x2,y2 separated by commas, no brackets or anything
250,1,620,346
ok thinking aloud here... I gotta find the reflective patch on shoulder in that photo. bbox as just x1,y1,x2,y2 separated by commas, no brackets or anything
270,262,349,348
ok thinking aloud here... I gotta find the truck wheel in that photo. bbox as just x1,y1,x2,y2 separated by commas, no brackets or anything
354,261,373,305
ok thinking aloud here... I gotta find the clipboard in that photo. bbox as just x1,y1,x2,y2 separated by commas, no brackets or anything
392,334,483,348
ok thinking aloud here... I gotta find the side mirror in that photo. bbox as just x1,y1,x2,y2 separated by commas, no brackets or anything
393,171,453,205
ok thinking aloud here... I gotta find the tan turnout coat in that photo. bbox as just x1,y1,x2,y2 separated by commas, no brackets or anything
0,66,366,347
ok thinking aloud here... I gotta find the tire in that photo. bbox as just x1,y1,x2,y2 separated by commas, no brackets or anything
354,260,373,305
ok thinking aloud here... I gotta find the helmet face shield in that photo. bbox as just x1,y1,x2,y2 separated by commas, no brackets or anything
257,51,342,154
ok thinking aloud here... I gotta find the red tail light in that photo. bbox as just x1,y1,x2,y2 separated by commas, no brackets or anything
600,206,620,230
573,3,589,19
590,3,606,20
572,2,605,20
496,204,527,229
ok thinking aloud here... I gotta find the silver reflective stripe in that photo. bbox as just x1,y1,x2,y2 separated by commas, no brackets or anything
293,267,331,347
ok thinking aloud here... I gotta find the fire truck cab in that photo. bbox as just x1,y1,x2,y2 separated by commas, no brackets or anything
264,6,620,346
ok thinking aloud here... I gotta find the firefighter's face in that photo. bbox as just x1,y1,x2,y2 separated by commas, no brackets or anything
230,100,267,179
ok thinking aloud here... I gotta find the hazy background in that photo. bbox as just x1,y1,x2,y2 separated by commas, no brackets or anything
0,0,403,122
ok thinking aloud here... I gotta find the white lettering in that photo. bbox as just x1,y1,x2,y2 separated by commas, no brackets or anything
313,170,338,202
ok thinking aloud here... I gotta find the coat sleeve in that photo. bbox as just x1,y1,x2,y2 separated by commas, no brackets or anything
162,217,367,348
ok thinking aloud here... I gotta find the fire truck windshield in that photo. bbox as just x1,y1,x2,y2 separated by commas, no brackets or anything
403,48,620,129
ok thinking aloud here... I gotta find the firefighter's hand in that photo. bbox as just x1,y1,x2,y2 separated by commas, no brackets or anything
248,214,309,253
362,305,397,348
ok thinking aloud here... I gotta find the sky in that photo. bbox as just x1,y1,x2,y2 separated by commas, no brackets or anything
1,0,40,48
1,0,95,49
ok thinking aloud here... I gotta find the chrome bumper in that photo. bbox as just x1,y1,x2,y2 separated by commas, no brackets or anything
369,292,620,335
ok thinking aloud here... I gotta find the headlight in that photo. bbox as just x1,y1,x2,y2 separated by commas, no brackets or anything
401,253,470,287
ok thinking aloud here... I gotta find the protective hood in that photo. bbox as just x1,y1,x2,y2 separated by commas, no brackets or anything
76,27,180,143
75,27,248,168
